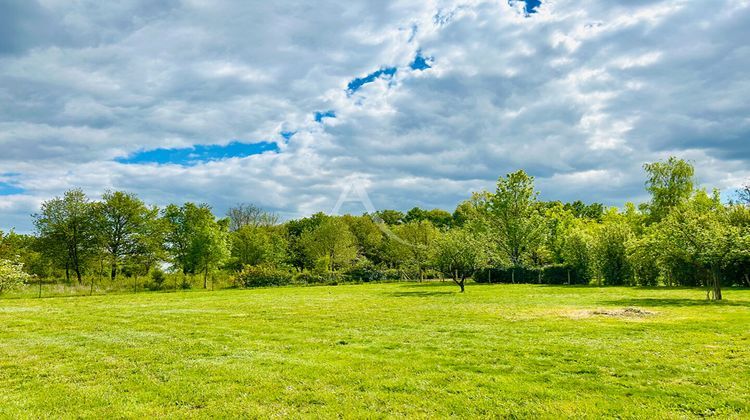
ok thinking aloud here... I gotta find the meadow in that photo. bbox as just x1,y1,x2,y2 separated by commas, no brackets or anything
1,282,749,418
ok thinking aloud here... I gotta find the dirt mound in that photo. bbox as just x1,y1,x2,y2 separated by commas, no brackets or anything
591,307,655,317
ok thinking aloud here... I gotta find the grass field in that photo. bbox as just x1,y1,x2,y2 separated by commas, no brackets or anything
1,283,749,418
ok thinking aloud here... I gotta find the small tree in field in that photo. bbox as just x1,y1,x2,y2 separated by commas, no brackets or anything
434,228,482,292
0,260,31,294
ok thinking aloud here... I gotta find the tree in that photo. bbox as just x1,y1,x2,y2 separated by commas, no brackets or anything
389,220,439,281
0,259,31,294
230,225,287,269
342,215,384,264
227,203,278,231
593,211,632,286
163,203,230,288
284,212,328,270
561,224,595,285
404,207,453,229
94,190,159,281
642,156,695,222
193,218,230,289
373,209,405,226
487,170,545,277
737,182,750,206
33,189,98,284
300,217,357,272
434,228,482,292
654,190,730,300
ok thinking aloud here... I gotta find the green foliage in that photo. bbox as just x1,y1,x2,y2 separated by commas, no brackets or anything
229,225,287,269
626,233,661,286
373,209,405,225
434,228,482,291
149,268,166,290
593,212,633,286
343,259,385,282
163,202,230,286
300,217,357,272
642,156,695,222
5,155,750,301
233,265,293,288
94,190,161,281
33,188,99,283
487,170,545,268
404,207,453,229
0,259,31,294
383,220,439,280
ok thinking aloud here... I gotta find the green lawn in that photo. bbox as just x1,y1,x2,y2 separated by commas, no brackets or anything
1,283,749,418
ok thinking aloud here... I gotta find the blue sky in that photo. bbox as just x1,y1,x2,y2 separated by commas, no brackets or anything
1,0,749,232
116,141,279,165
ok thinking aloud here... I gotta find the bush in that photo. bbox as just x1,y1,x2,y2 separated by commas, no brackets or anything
0,259,31,294
293,271,343,285
473,267,540,284
473,265,589,285
542,264,589,285
234,265,293,288
149,268,166,290
344,261,384,282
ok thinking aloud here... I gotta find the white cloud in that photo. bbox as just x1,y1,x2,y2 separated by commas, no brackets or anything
1,0,749,232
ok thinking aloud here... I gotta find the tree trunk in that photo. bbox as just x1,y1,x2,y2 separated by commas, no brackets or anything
711,270,722,301
76,267,83,285
203,266,208,289
511,269,515,284
567,270,571,285
65,262,70,283
488,269,492,284
38,277,42,298
90,276,94,296
452,270,465,292
111,264,117,282
744,273,749,287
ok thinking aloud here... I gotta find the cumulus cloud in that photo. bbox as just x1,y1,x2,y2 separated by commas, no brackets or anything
1,0,749,232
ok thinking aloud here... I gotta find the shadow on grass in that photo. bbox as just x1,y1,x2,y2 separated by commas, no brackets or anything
601,298,750,308
387,290,455,297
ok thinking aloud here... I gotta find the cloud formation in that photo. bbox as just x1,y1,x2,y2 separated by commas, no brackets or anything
1,0,749,232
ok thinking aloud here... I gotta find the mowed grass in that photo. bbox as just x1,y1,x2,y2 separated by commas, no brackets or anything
1,283,749,418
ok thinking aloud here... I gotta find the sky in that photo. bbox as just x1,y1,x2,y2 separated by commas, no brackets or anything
1,0,749,232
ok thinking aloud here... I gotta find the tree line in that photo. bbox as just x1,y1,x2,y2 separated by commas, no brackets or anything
0,157,748,300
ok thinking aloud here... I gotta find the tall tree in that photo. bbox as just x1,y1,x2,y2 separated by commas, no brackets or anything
33,189,98,283
230,225,287,269
487,170,545,273
654,190,730,300
300,217,357,272
389,220,439,281
642,156,695,222
94,190,159,281
593,210,633,286
163,203,230,288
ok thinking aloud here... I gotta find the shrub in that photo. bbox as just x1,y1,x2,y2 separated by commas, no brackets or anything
473,265,590,285
149,268,166,290
0,259,31,294
234,265,293,288
294,271,344,285
344,260,384,282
